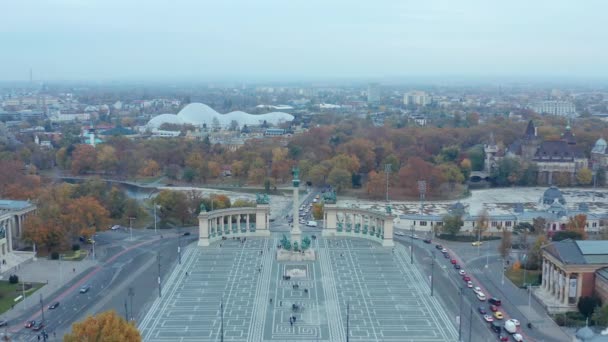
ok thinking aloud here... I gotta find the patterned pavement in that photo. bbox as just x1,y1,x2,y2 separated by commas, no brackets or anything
139,236,457,342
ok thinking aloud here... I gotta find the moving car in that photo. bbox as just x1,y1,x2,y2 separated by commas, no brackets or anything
507,318,520,327
478,307,486,314
25,320,35,328
490,305,498,312
0,320,7,328
498,335,509,341
458,270,466,276
473,286,482,294
443,253,450,259
454,264,461,270
306,221,318,227
450,259,457,264
80,284,91,293
513,333,524,341
462,276,471,282
441,248,447,253
488,297,502,306
32,321,45,331
490,321,502,333
494,311,504,320
435,244,443,250
483,314,494,322
394,231,406,236
423,239,432,244
48,302,60,309
466,281,473,288
110,225,121,230
504,319,518,334
477,292,486,301
472,241,483,246
183,232,191,236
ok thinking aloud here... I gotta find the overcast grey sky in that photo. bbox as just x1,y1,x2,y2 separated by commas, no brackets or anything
1,0,606,82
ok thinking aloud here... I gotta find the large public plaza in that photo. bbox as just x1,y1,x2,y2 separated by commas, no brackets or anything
139,235,457,342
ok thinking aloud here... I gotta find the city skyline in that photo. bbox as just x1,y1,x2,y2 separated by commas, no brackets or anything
1,0,607,81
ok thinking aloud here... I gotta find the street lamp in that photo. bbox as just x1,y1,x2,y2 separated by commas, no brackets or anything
458,285,464,341
128,287,135,321
157,253,162,298
431,250,435,296
178,228,182,265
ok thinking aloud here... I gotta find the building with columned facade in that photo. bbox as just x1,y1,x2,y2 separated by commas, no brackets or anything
0,199,37,268
537,240,608,313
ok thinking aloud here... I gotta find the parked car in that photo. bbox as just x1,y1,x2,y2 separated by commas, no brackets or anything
48,302,60,309
423,239,432,244
435,244,443,250
110,225,121,230
183,232,191,236
25,320,35,328
0,320,7,328
483,314,494,322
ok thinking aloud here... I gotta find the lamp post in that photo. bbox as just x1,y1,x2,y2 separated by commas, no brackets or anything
220,299,224,342
458,286,464,341
431,250,435,296
346,302,350,342
178,228,182,265
384,164,392,202
128,287,135,321
410,223,414,264
153,202,157,235
157,253,162,298
39,294,45,323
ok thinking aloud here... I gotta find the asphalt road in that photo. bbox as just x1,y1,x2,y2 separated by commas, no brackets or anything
7,228,192,341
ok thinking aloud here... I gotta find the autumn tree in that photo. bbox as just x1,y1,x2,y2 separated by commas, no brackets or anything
64,310,141,342
441,215,463,236
398,157,445,197
71,144,97,175
65,196,110,239
312,203,324,220
155,190,191,225
96,145,118,174
366,170,386,199
139,159,160,177
498,229,512,259
327,167,351,193
232,198,255,208
576,168,593,185
475,210,489,240
567,214,587,240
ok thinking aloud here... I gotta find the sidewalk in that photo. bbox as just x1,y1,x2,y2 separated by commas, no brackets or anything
1,258,98,323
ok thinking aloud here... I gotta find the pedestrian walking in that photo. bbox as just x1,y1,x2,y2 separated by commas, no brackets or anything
280,300,282,306
73,268,76,273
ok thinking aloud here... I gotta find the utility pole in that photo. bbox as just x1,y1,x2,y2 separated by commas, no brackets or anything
92,239,96,260
124,299,128,321
154,202,157,235
157,253,162,297
21,283,25,312
410,223,414,264
178,228,182,265
59,254,62,284
129,217,135,241
39,294,45,323
220,299,224,342
346,302,350,342
458,286,463,341
128,287,135,321
384,164,392,202
431,251,435,296
468,305,473,342
485,237,489,269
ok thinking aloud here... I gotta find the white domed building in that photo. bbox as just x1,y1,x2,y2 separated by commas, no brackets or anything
146,103,294,129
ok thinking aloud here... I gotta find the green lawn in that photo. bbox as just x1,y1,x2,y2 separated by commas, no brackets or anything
0,281,45,314
62,249,89,261
505,268,542,287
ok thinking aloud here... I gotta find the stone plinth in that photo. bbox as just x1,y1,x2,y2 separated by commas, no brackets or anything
276,249,316,262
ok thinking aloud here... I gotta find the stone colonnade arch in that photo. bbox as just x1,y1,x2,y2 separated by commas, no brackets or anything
322,204,394,247
198,205,271,246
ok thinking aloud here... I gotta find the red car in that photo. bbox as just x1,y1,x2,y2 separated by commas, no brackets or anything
451,259,457,264
490,305,498,312
463,276,471,282
24,320,35,328
498,336,509,342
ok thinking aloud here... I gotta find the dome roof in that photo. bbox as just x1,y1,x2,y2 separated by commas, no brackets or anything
592,138,607,154
542,186,565,205
146,113,184,129
175,103,294,127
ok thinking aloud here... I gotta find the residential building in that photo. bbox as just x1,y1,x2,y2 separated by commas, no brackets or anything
367,83,380,104
403,91,432,106
530,101,577,117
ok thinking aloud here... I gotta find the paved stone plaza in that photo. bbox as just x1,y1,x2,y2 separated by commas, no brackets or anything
139,236,457,342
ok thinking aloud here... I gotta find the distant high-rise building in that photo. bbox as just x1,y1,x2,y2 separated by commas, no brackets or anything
403,91,431,106
367,83,380,104
530,101,576,117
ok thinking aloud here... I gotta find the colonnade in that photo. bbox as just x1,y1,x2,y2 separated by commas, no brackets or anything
323,204,394,247
198,205,270,246
541,257,582,306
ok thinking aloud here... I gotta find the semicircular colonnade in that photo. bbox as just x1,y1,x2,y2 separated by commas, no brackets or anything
322,204,395,247
198,205,271,246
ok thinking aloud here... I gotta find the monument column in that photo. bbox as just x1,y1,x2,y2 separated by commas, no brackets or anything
291,167,302,245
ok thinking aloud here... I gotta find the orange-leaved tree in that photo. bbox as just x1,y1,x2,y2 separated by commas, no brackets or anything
64,310,141,342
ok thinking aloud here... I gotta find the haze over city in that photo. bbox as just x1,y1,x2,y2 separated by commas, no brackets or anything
1,0,608,82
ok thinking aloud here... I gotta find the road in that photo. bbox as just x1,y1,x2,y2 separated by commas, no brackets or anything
6,227,193,341
397,233,571,342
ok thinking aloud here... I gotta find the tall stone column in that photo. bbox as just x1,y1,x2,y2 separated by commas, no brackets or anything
291,168,302,245
563,273,570,305
246,214,250,232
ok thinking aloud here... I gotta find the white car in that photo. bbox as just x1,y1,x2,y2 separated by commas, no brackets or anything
476,292,486,301
458,270,466,276
513,333,523,341
483,315,494,322
110,225,120,230
441,248,447,253
473,286,482,294
466,281,473,288
507,318,520,326
394,231,405,236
